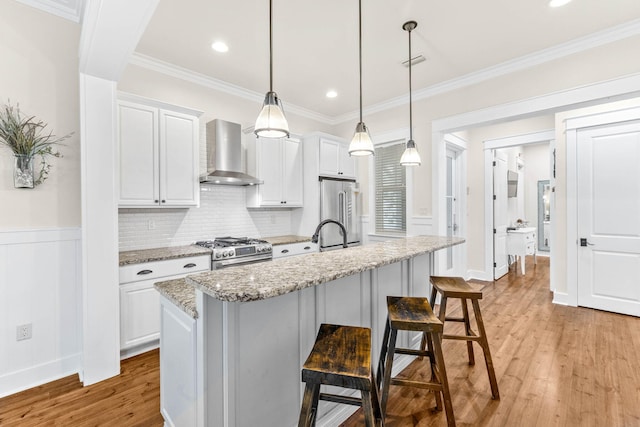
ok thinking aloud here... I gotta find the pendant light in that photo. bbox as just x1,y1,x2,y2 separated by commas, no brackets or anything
400,21,422,166
254,0,289,138
348,0,374,156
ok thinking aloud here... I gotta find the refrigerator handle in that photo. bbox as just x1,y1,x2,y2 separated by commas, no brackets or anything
341,191,349,233
338,191,344,226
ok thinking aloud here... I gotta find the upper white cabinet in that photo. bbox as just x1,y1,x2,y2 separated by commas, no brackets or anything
118,93,202,208
247,136,303,208
318,137,356,179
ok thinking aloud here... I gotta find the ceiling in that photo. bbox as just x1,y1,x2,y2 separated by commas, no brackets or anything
135,0,640,120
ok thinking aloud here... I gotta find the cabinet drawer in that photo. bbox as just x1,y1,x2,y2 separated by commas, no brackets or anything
273,242,319,259
119,255,210,284
525,241,536,255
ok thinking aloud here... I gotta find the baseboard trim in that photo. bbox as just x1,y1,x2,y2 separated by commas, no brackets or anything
467,269,493,282
0,353,81,398
552,291,570,306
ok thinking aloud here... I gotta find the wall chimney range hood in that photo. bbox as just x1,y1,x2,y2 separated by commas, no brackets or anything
200,119,263,186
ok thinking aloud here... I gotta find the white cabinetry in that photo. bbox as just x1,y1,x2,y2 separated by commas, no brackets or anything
247,136,303,208
272,241,318,259
119,255,209,357
118,93,202,208
319,137,356,179
159,295,198,427
506,227,537,275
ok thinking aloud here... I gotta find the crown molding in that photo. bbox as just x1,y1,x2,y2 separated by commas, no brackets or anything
128,53,335,125
333,18,640,124
130,18,640,126
16,0,84,23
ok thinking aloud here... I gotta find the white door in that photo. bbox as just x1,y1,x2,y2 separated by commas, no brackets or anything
443,148,459,274
282,138,303,205
577,120,640,317
493,151,509,279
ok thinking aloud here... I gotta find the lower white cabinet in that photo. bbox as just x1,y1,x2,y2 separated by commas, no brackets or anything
506,227,537,275
119,255,209,357
159,295,198,427
272,241,318,259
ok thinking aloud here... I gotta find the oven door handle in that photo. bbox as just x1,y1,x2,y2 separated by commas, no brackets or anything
213,255,272,269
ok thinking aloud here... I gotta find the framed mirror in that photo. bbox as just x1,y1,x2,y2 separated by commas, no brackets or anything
537,180,550,251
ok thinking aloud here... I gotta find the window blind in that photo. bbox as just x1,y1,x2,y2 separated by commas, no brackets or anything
375,142,406,234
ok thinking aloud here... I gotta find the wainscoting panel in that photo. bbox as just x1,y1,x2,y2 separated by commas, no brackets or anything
0,228,82,398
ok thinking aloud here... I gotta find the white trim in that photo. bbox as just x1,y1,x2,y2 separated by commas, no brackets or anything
565,105,640,130
433,73,640,292
442,135,468,276
0,353,82,398
433,73,640,132
118,91,203,117
16,0,84,23
0,227,81,244
552,291,570,306
566,128,579,307
128,20,640,126
484,130,555,150
129,53,333,125
467,269,492,282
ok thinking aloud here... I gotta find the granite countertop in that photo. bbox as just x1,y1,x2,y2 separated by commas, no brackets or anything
119,245,211,266
262,235,313,246
155,279,198,318
186,235,464,303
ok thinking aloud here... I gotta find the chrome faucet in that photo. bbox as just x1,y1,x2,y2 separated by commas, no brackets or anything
311,219,348,248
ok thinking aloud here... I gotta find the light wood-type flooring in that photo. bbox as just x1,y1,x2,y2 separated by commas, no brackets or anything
2,256,640,426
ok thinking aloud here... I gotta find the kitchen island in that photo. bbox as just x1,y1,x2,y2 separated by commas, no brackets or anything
156,235,464,427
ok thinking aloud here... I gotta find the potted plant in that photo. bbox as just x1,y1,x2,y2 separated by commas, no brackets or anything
0,102,71,188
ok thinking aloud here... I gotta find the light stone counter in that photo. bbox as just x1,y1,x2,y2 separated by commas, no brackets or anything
262,235,312,246
160,234,465,427
155,279,198,318
119,244,211,266
186,235,464,302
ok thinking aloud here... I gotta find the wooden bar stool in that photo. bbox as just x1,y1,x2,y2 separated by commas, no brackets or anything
377,296,455,427
427,276,500,400
298,323,384,427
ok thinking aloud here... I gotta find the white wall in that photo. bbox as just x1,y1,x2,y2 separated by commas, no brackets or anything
0,1,83,397
0,228,82,397
523,143,551,247
0,0,81,228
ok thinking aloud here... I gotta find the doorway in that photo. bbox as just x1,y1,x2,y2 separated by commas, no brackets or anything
441,134,467,277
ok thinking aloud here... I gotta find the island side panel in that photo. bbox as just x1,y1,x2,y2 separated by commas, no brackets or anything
205,289,308,427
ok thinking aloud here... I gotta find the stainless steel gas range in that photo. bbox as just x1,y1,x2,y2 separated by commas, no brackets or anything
195,237,273,270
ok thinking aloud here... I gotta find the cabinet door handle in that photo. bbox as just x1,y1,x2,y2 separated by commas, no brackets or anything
161,200,166,203
154,200,159,203
304,246,311,250
183,263,197,268
281,249,289,254
137,269,153,275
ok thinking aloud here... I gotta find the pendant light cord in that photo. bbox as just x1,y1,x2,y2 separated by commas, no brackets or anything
408,26,413,140
358,0,363,123
269,0,273,92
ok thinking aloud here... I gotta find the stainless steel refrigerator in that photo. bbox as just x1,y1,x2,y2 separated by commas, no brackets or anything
319,177,361,251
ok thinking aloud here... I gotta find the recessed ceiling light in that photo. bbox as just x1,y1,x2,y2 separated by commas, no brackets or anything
549,0,572,7
326,90,338,98
211,41,229,53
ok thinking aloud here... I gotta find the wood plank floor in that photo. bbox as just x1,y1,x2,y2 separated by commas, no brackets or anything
343,256,640,426
2,256,639,426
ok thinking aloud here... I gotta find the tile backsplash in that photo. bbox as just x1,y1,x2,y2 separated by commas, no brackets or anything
118,185,292,251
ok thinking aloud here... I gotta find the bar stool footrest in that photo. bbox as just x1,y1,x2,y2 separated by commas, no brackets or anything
395,347,433,358
391,378,443,392
442,333,480,342
319,392,363,407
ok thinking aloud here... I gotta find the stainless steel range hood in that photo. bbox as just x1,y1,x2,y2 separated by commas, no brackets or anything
200,119,263,186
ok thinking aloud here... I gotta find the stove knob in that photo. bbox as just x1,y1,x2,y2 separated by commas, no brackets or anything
258,246,264,253
222,251,228,258
215,252,222,259
266,246,272,252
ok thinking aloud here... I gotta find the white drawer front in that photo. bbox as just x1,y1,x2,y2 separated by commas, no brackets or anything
119,255,210,283
273,242,319,259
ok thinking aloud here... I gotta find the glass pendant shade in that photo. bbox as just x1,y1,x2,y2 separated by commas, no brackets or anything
400,139,421,166
255,91,289,138
349,121,374,156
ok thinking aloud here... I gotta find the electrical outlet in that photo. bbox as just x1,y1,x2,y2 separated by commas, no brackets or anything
148,220,156,230
270,215,276,225
16,323,32,341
